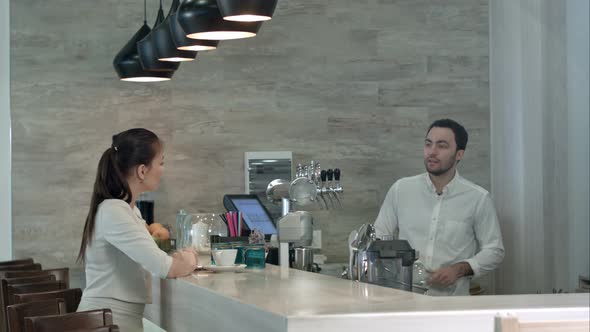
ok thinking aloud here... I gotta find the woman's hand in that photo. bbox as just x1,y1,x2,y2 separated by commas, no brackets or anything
167,247,199,278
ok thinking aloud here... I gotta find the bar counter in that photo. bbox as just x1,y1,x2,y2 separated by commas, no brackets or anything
144,263,589,332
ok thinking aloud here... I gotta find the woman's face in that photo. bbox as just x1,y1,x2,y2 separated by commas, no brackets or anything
142,146,165,191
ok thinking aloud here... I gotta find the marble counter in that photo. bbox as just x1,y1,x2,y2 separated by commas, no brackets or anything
144,264,589,332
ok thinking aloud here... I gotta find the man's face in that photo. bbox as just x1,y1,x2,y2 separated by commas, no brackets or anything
423,127,464,176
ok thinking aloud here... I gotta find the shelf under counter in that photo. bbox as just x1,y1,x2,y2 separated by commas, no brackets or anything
144,263,589,332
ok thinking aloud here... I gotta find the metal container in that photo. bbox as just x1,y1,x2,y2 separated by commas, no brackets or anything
292,247,314,271
354,239,416,292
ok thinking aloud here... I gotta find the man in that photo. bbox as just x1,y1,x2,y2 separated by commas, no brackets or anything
374,119,504,296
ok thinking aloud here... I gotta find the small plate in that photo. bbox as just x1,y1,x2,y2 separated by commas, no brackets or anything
203,264,247,273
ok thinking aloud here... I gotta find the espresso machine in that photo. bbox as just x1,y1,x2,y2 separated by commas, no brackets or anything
349,224,417,291
266,160,344,272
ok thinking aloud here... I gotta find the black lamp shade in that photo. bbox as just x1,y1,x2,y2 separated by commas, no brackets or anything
138,7,181,71
153,0,198,62
169,11,219,51
113,23,174,82
178,0,262,40
217,0,278,22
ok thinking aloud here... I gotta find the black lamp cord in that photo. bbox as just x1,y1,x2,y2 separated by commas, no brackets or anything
143,0,147,24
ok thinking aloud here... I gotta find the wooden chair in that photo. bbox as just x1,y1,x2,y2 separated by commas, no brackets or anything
23,309,113,332
1,276,56,332
0,260,33,267
495,314,590,332
0,272,48,281
6,281,66,306
12,288,82,314
42,268,69,289
3,268,69,288
0,265,41,273
6,299,66,332
65,326,120,332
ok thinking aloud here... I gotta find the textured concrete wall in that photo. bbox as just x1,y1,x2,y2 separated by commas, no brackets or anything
10,0,489,280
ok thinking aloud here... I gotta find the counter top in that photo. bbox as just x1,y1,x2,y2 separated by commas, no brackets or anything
144,264,589,332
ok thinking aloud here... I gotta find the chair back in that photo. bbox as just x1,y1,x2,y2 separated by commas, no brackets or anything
3,269,68,289
0,265,41,273
13,288,82,313
23,309,113,332
0,260,34,267
6,299,66,332
6,281,66,306
1,276,56,332
41,269,69,289
0,272,49,280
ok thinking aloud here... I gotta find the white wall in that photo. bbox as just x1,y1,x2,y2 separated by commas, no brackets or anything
490,0,590,294
1,0,12,261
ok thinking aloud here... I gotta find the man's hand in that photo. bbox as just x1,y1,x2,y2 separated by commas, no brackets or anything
427,262,472,288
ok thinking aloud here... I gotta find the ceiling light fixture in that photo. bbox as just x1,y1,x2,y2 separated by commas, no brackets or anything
137,0,182,71
178,0,262,41
217,0,278,22
169,2,219,51
113,0,173,82
152,0,198,62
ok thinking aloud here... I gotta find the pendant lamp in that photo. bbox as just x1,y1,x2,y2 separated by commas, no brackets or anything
137,1,181,71
152,0,198,62
113,0,173,82
178,0,262,40
169,4,219,51
217,0,278,22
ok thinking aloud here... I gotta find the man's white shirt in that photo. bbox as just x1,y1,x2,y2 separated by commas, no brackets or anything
374,171,504,296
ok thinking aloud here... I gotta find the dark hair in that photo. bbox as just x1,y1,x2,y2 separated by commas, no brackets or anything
77,128,161,262
427,119,468,151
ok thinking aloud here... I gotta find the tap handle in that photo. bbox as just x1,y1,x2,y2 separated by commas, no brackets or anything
327,169,334,181
320,170,327,182
334,168,341,181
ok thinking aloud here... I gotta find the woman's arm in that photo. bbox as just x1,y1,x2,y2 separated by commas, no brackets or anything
167,248,199,278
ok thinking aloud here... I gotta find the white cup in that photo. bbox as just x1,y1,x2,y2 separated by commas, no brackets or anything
212,249,238,266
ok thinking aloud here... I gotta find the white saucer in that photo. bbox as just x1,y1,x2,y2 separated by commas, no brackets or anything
203,264,247,273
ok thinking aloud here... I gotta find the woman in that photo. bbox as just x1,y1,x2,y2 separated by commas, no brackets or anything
77,128,197,331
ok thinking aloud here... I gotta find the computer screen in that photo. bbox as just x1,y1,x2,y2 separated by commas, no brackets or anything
227,197,277,235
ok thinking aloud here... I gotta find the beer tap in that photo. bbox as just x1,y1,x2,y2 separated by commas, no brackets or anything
320,170,334,208
311,161,326,210
326,169,342,208
334,168,343,193
293,160,344,210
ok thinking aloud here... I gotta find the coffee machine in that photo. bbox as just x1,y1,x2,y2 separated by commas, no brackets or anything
349,224,417,291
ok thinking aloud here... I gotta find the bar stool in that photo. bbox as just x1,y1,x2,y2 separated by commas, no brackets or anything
5,299,66,332
23,309,113,332
12,288,82,313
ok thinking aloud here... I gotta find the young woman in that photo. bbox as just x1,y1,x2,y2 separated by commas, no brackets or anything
77,128,197,331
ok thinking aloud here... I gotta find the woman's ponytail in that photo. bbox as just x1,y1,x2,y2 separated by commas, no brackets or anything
77,128,159,263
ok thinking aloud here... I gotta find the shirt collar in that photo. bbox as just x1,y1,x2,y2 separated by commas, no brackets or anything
424,169,460,195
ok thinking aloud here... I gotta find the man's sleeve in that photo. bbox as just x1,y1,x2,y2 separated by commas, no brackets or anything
464,193,505,278
374,181,399,238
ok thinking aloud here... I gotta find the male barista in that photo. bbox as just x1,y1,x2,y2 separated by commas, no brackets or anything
374,119,504,296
